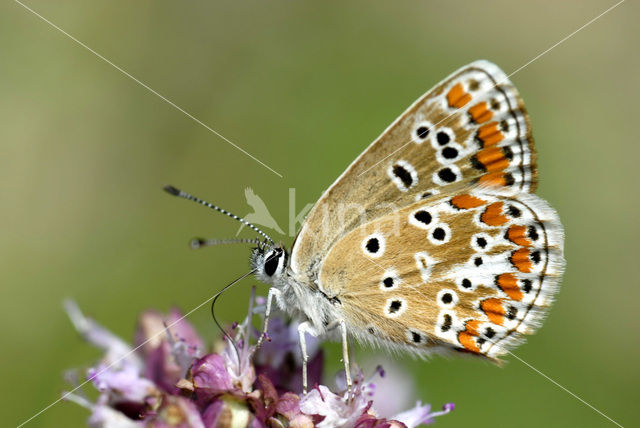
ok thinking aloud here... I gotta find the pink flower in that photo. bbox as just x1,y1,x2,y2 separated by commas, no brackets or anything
299,369,453,428
63,294,454,427
135,308,203,395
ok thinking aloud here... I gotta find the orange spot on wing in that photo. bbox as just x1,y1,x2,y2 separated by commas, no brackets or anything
477,122,504,147
458,320,483,353
478,172,514,188
481,298,506,325
507,225,531,247
447,83,472,108
469,102,493,124
450,194,487,210
458,331,480,353
476,147,510,172
465,320,482,336
481,202,508,226
511,248,533,273
496,273,523,301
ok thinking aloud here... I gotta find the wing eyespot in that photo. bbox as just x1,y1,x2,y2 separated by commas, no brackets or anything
428,224,451,244
409,208,437,230
407,329,428,345
379,268,401,291
437,289,458,308
436,131,451,145
362,233,385,258
384,297,407,318
433,166,461,185
388,160,418,192
411,121,433,144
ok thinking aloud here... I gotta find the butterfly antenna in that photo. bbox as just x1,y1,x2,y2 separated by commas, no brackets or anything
190,237,264,249
164,185,274,247
210,268,257,361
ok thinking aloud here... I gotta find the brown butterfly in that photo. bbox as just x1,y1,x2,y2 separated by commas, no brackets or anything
166,60,565,393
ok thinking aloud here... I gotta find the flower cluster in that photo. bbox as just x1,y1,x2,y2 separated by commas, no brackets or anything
63,294,454,427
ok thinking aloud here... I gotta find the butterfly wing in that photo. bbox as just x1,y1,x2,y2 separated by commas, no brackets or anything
318,187,564,359
291,60,536,285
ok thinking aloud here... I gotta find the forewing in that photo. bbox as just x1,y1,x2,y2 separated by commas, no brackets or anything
318,188,563,359
291,60,537,285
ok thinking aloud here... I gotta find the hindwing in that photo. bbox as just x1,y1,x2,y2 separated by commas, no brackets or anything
317,187,564,359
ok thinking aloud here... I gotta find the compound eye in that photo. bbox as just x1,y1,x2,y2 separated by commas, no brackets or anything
264,250,281,276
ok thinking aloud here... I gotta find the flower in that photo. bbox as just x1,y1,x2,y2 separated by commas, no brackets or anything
135,308,203,395
299,368,454,428
252,316,323,395
63,292,454,427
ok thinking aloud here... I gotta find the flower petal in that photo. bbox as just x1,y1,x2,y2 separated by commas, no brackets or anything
88,361,158,404
391,401,454,427
88,404,143,428
202,396,253,428
135,309,203,355
191,353,234,404
300,385,371,428
64,300,140,368
150,395,204,428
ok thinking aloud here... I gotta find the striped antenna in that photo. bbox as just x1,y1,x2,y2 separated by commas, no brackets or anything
190,237,265,249
163,185,274,246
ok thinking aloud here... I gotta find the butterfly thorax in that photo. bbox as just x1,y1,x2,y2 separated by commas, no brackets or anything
251,245,342,335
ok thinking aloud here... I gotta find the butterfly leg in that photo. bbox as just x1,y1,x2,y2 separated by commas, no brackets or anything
321,319,353,399
298,320,319,394
255,287,282,349
339,319,353,399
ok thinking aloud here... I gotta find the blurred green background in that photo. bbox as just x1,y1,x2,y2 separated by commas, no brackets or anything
2,1,638,427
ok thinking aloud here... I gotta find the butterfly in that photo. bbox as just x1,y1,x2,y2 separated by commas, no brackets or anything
166,60,565,394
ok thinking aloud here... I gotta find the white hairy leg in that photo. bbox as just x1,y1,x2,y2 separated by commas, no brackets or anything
255,287,281,349
298,319,352,397
297,321,318,394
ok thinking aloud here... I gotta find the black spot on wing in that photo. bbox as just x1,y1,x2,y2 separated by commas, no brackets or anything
414,210,432,225
442,147,459,160
389,300,402,314
392,164,413,188
432,227,446,241
436,131,450,145
441,314,452,332
366,238,380,253
437,168,457,183
507,205,521,218
416,126,430,139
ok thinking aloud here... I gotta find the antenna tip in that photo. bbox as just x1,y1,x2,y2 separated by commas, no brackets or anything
190,238,206,249
163,185,182,196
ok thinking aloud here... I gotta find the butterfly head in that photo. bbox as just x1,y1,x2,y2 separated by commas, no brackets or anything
251,243,288,284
